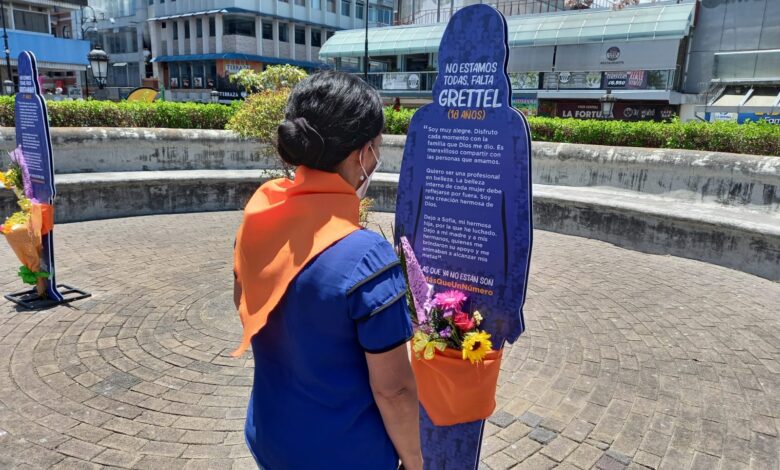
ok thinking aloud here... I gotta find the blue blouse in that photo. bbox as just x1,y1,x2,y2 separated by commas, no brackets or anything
245,229,413,470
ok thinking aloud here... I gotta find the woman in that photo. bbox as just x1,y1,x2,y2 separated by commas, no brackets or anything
233,71,423,470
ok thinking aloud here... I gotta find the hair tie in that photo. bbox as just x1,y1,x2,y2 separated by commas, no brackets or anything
293,118,326,167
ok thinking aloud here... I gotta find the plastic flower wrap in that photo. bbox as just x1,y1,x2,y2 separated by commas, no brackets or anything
400,236,431,324
1,147,51,296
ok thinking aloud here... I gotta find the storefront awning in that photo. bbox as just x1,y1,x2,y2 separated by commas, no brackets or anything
704,88,780,113
151,53,327,70
320,1,695,59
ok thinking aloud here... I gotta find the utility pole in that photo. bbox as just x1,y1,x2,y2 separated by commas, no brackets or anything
364,0,369,81
0,0,14,94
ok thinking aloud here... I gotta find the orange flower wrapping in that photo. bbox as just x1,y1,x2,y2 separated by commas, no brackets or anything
411,348,503,426
2,204,53,296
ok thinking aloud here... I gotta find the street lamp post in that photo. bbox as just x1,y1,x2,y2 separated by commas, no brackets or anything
210,90,219,104
87,47,109,90
0,0,14,95
364,0,369,81
3,79,13,95
600,90,617,119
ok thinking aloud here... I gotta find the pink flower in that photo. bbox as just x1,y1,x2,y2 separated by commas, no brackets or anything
433,290,467,310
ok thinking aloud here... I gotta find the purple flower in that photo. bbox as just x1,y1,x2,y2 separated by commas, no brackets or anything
442,309,454,319
439,326,452,338
8,147,33,199
401,236,429,324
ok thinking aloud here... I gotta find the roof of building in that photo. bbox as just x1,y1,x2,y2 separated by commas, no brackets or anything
151,53,326,70
319,1,696,59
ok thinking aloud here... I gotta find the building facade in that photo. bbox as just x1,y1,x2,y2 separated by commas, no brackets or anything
321,0,694,120
141,0,392,101
1,0,91,95
683,0,780,124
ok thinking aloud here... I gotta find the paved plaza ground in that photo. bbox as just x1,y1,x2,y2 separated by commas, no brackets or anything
0,211,778,469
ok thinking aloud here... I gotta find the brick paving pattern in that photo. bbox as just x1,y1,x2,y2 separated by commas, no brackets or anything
0,211,778,469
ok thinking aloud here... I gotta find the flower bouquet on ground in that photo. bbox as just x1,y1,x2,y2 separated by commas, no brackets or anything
398,237,503,426
0,147,53,297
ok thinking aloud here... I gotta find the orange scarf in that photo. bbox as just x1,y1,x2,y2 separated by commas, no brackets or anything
232,166,361,356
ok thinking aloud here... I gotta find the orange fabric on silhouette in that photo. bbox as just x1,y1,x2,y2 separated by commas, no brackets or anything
37,203,54,235
411,348,503,426
232,166,361,356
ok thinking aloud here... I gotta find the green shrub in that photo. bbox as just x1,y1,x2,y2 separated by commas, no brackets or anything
0,96,236,129
229,65,308,94
382,107,780,156
226,89,290,142
384,107,416,135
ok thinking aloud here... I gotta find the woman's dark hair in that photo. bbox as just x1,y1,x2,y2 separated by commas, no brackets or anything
276,71,384,171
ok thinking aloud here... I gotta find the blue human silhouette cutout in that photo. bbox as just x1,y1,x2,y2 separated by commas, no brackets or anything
394,5,532,468
15,51,64,302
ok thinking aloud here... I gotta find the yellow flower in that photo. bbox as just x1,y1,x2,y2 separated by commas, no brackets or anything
0,171,8,188
413,330,447,360
461,331,492,364
473,311,483,326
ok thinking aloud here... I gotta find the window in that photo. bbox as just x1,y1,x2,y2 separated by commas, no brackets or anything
13,10,48,34
295,27,306,45
368,6,392,25
279,24,289,42
262,22,273,40
105,0,136,18
209,17,215,37
295,0,306,5
311,30,321,48
341,0,350,16
356,1,364,19
225,16,255,36
312,0,321,8
104,27,139,54
327,0,336,13
184,21,190,39
172,22,178,40
196,19,203,38
327,30,334,39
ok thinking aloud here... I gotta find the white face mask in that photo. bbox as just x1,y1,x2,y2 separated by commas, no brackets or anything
356,145,381,199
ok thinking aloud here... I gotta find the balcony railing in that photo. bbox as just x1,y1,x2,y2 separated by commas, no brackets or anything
360,69,678,94
395,0,616,25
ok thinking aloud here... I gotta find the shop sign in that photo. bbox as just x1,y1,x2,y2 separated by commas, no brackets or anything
225,63,252,75
604,71,648,89
555,40,680,72
512,95,538,116
706,112,780,124
543,72,602,89
382,72,422,90
555,101,676,121
509,72,540,90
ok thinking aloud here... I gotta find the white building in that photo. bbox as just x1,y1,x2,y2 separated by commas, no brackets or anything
144,0,393,101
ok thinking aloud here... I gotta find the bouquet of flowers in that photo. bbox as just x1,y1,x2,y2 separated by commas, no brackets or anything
398,236,503,426
0,147,52,296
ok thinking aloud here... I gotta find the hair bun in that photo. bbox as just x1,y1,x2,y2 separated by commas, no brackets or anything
276,117,326,168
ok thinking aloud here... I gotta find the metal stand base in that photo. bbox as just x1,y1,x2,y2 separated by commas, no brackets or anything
4,284,92,310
